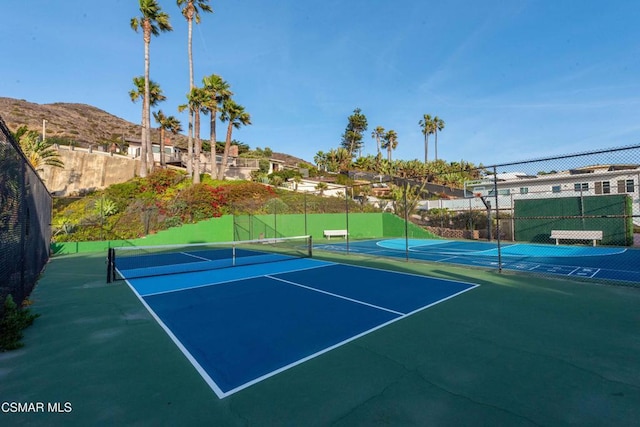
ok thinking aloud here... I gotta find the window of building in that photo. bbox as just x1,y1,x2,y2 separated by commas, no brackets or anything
617,179,635,193
574,182,589,192
595,181,610,194
626,179,634,193
552,185,561,193
519,187,528,195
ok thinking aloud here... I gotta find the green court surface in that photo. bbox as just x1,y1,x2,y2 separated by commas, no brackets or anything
2,251,640,426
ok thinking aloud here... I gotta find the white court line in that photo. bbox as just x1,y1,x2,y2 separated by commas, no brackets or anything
265,275,405,316
140,261,335,298
123,278,226,399
124,258,481,399
220,282,479,398
180,251,214,261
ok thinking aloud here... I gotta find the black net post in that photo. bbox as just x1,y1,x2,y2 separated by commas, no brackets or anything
106,248,114,283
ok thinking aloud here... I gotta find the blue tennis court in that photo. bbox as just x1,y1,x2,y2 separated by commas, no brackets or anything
119,255,478,398
316,238,640,284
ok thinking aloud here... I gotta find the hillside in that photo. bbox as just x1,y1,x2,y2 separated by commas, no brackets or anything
0,97,309,166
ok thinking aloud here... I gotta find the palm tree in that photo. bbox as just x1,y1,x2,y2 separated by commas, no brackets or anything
381,130,398,162
315,181,328,196
371,126,385,159
177,0,213,179
131,0,172,178
334,147,351,171
419,114,434,164
219,99,251,180
130,76,166,167
202,74,232,179
152,110,182,167
433,116,445,161
314,150,327,171
18,131,64,171
179,87,209,183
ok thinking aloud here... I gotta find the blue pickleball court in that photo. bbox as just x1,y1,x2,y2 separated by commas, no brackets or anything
315,238,640,284
121,257,478,398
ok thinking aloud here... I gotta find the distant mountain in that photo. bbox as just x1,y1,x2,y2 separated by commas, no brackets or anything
0,97,309,167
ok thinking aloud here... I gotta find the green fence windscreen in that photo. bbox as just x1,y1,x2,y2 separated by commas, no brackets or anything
514,194,633,245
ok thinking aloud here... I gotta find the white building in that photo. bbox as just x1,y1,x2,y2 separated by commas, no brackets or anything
421,164,640,225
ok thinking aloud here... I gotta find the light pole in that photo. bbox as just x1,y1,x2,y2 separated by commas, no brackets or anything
42,119,47,142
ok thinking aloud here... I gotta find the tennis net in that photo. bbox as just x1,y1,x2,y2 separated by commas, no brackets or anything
107,235,313,282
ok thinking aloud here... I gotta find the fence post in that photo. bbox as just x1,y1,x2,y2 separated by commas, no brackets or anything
492,166,502,273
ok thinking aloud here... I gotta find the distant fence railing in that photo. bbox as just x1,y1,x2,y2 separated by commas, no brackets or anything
0,116,52,311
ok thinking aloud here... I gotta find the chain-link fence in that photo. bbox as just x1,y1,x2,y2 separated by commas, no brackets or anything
50,143,640,286
0,116,52,311
419,145,639,244
228,144,639,286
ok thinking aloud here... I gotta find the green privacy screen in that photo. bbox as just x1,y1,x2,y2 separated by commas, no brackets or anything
233,212,436,241
53,213,437,254
514,194,633,246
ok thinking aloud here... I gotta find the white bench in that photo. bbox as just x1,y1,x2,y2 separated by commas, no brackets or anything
323,229,348,239
550,230,603,246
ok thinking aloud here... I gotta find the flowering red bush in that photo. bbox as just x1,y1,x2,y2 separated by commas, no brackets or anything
218,182,276,212
169,183,226,222
142,168,183,194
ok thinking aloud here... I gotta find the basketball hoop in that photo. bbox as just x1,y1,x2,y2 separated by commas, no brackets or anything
474,192,483,198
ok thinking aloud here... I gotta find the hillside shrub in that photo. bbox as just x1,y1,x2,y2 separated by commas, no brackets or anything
169,183,226,222
0,295,39,351
219,182,277,214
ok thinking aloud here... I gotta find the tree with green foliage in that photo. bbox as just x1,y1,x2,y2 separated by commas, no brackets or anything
18,130,64,171
177,0,213,179
340,108,368,158
152,110,182,167
371,125,385,159
419,114,434,163
219,99,251,180
179,86,210,183
202,74,233,179
130,77,167,168
315,181,328,196
433,116,445,161
131,0,173,178
314,151,327,171
381,129,398,162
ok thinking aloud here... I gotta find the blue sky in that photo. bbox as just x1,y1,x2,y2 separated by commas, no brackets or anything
2,0,639,166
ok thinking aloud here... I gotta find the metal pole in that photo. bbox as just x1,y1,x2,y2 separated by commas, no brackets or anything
404,180,409,261
304,192,308,236
345,186,350,253
492,166,502,272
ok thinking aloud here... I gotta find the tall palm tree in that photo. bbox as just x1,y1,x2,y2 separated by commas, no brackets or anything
419,114,434,164
131,0,172,178
177,0,213,179
179,87,209,183
219,99,251,180
371,126,385,159
153,110,182,167
202,74,233,179
381,130,398,162
433,116,445,161
130,76,166,166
